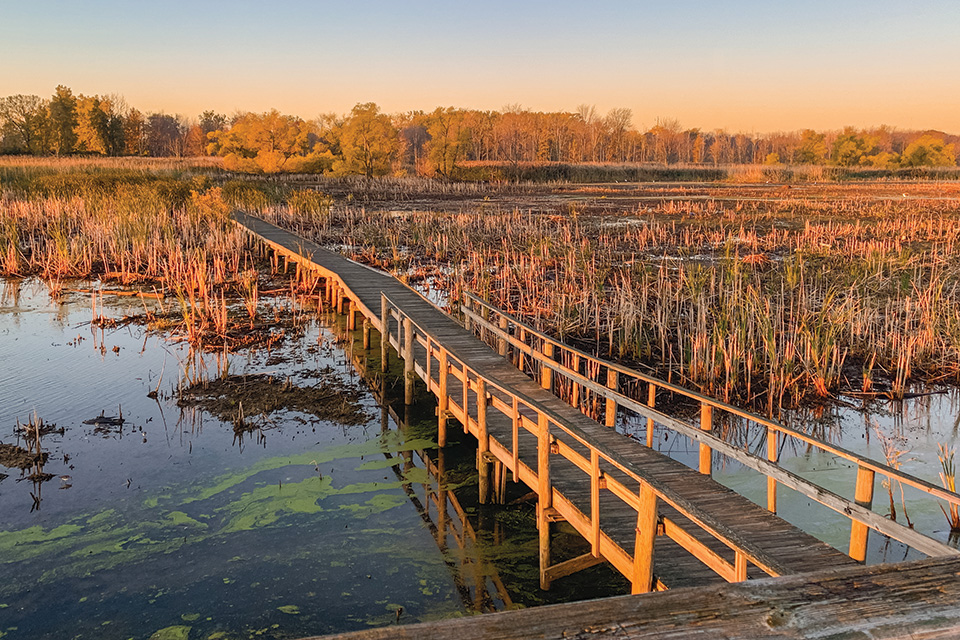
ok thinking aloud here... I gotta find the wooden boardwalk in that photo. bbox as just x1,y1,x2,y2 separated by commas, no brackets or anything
233,211,958,595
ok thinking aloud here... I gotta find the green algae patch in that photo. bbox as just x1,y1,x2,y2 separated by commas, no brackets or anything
181,613,200,622
149,625,191,640
0,524,83,562
277,605,300,615
339,494,408,517
168,512,208,528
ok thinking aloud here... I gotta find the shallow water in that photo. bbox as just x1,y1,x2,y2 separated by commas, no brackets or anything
0,280,626,640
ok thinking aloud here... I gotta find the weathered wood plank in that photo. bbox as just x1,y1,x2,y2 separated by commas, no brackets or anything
309,556,960,640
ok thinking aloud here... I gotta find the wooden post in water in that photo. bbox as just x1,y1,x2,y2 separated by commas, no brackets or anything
605,369,618,428
699,403,713,476
538,411,552,590
541,342,555,392
380,294,389,373
362,318,371,351
403,317,414,405
437,350,448,448
335,284,343,314
477,378,490,504
646,383,656,448
767,427,778,513
347,299,356,331
632,482,658,594
849,466,876,562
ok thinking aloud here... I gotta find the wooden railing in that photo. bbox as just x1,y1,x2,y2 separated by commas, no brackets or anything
381,292,799,593
461,292,960,562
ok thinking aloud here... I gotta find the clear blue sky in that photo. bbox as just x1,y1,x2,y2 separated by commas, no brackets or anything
2,0,959,132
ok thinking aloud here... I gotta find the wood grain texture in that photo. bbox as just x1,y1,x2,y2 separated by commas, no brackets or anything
310,556,960,640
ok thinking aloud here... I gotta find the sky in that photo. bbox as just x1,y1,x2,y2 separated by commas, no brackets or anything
2,0,959,133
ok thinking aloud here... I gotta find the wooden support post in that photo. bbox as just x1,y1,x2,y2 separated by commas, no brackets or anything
380,295,389,373
538,411,552,591
632,482,658,594
463,297,472,332
477,378,490,504
403,317,414,405
335,285,344,314
325,278,332,304
646,383,656,448
735,551,748,582
517,328,527,371
438,351,448,448
699,403,713,476
767,427,778,513
571,354,581,409
498,315,509,356
462,364,470,434
511,397,519,483
605,369,618,428
591,449,601,557
346,299,355,331
541,342,554,392
362,318,371,351
849,465,876,562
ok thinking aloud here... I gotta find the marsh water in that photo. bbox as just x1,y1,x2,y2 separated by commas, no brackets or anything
0,280,626,640
1,278,959,640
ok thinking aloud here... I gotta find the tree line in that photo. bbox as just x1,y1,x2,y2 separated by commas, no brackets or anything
1,85,957,176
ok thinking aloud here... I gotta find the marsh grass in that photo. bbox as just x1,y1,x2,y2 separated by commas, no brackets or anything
263,187,960,409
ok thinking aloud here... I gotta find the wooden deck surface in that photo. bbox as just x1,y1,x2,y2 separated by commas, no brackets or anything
309,556,960,640
233,211,856,590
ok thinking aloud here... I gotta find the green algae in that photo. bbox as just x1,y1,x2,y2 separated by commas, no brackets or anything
181,613,200,622
276,605,300,615
149,625,191,640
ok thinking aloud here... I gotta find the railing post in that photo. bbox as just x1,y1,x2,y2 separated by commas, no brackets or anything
570,354,581,409
767,427,778,513
735,551,748,582
541,342,554,392
538,411,552,590
463,296,472,332
511,397,520,482
477,378,490,504
498,315,509,356
438,350,448,448
591,449,601,557
849,465,876,562
380,294,389,373
699,403,713,475
605,369,618,428
646,383,656,448
631,482,658,594
462,364,470,434
403,316,414,405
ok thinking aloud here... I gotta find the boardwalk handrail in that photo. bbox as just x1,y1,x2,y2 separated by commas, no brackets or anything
461,292,960,560
381,291,796,591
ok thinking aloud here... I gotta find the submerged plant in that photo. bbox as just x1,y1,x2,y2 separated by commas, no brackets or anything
937,443,960,532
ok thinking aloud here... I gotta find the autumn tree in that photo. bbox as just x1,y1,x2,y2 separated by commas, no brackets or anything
48,85,77,155
75,96,111,154
124,108,146,155
425,107,469,177
793,129,827,164
831,127,879,166
145,113,185,157
0,94,47,153
338,103,397,178
900,134,956,167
